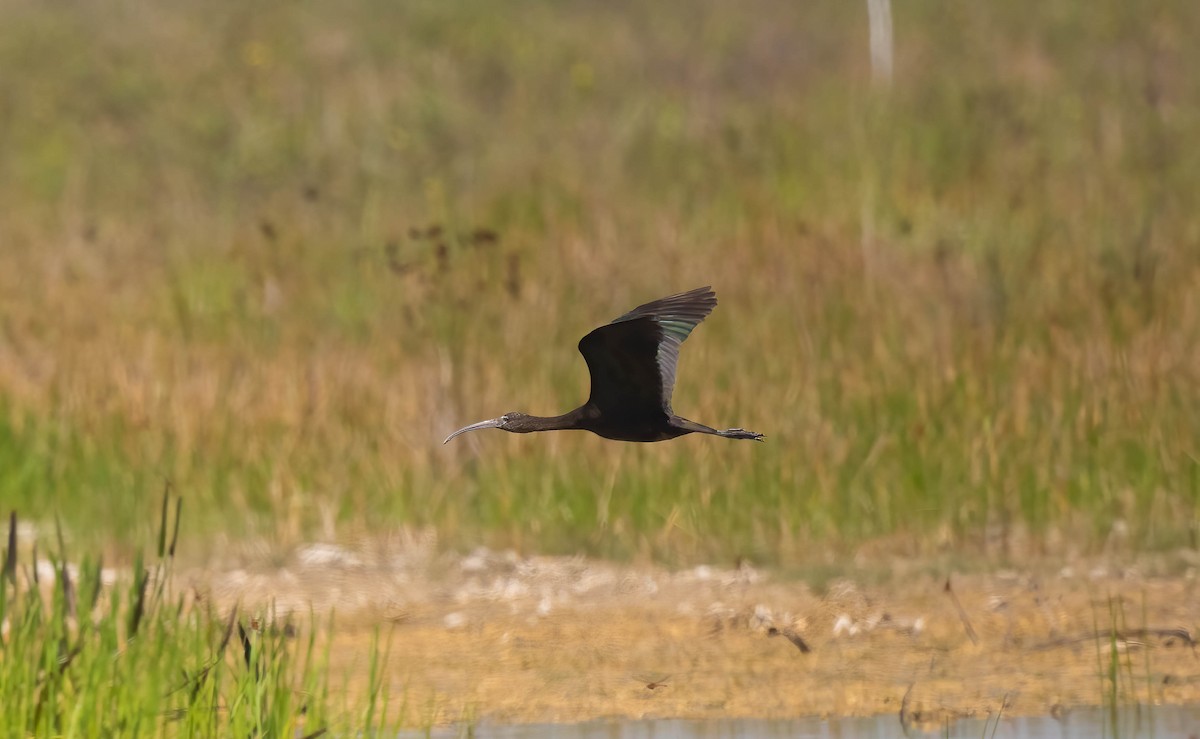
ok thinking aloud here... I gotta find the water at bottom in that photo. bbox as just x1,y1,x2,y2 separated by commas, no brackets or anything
414,704,1200,738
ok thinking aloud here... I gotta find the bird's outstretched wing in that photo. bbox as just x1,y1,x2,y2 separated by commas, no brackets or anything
577,286,717,417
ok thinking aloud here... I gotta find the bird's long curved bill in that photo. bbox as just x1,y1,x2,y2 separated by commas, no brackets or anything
443,417,504,444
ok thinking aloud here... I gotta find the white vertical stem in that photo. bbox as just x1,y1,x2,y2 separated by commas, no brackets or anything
867,0,894,87
861,0,894,296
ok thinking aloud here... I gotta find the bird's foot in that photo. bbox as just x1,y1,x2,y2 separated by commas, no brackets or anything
721,428,765,441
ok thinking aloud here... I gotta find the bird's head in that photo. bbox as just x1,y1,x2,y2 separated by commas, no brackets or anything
443,412,534,444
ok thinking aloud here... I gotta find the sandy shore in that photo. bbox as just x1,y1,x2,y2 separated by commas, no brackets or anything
194,539,1200,728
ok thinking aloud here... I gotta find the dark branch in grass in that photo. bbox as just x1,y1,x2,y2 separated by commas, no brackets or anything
87,556,104,612
60,557,75,617
767,626,812,653
169,496,183,558
985,692,1012,739
237,619,267,682
944,577,979,645
898,682,915,738
128,567,150,638
56,643,84,676
3,510,14,583
238,621,253,669
218,605,239,655
1029,627,1196,653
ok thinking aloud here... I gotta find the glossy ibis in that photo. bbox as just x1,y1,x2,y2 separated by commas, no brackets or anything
444,286,763,444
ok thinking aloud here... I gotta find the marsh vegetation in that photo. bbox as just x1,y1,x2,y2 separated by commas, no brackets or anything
1,0,1198,731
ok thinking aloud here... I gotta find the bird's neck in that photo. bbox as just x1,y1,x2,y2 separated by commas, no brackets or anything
514,407,593,433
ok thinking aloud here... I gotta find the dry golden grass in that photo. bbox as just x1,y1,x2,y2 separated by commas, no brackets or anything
0,0,1198,564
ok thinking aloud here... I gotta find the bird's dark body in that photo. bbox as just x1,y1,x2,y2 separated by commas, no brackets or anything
571,405,691,443
587,418,688,443
444,287,762,444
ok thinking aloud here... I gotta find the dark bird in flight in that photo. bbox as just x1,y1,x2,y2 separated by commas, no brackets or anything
444,286,763,444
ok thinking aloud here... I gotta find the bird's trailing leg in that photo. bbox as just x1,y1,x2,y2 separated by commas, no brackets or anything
716,427,765,441
670,417,764,441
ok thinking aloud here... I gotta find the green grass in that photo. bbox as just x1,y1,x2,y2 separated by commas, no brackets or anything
0,0,1198,565
0,505,399,737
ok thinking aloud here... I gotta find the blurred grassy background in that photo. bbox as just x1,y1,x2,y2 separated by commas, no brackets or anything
0,0,1197,566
